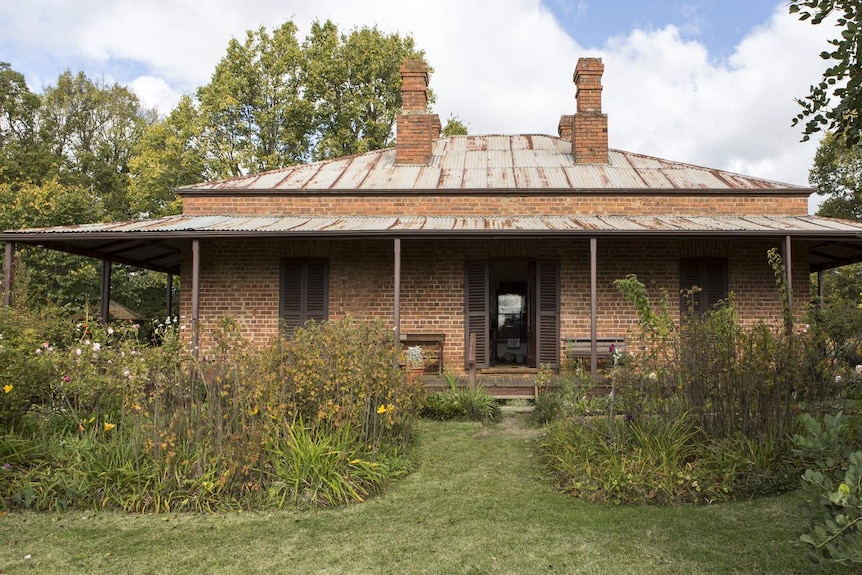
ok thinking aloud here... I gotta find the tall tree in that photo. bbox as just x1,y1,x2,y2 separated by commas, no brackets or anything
128,95,204,217
789,1,862,144
196,21,312,177
40,71,154,219
302,21,426,160
0,62,50,184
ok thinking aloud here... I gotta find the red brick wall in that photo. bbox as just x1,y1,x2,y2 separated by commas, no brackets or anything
181,193,809,217
180,237,809,368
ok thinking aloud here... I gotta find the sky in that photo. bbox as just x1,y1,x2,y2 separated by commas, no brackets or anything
0,1,838,212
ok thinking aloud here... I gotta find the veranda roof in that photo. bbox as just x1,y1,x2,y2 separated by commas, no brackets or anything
3,214,862,274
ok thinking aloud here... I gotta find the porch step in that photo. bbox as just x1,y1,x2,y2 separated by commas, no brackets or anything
422,374,538,400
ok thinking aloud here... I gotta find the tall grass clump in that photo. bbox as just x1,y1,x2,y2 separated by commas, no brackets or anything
0,311,424,511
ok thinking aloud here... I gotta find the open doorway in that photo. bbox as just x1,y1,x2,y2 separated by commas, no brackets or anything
489,261,533,367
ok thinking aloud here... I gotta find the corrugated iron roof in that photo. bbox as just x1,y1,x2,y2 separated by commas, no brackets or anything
178,136,809,194
4,214,861,275
5,214,860,237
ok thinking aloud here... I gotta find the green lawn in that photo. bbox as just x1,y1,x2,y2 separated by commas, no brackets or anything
0,416,844,574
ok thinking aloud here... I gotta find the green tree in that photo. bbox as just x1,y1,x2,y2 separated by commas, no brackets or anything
196,21,312,177
442,116,469,136
810,132,862,219
302,21,426,160
39,70,155,219
128,95,204,217
789,1,862,144
0,62,51,184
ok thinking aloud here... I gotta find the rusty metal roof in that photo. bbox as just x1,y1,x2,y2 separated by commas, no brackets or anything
4,214,862,274
178,136,809,194
6,214,861,236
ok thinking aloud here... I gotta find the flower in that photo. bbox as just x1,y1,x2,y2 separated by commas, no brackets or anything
35,348,42,355
648,372,658,380
103,422,116,431
2,463,11,470
92,343,101,352
377,405,387,414
75,348,82,356
107,327,114,335
3,384,12,394
62,375,71,383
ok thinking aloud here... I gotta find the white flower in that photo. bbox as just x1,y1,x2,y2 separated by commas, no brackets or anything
92,343,101,352
107,327,114,335
35,348,42,355
648,372,657,380
123,369,130,377
75,348,82,356
856,365,862,375
835,375,843,383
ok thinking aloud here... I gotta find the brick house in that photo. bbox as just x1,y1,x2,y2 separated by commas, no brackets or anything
5,57,862,391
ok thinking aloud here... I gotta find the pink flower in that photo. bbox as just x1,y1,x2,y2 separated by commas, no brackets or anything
62,375,71,383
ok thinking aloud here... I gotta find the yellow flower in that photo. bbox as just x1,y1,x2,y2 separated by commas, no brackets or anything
2,384,12,394
386,403,395,413
103,422,116,431
377,405,387,414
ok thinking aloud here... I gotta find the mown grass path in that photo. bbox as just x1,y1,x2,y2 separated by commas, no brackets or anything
0,417,846,574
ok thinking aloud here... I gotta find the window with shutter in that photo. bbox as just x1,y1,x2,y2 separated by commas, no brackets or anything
679,257,728,315
280,259,329,332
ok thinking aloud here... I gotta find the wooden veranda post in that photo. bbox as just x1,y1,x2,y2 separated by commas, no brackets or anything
100,259,112,323
590,237,598,381
166,273,174,320
3,242,14,307
784,235,793,317
394,238,401,348
191,239,200,359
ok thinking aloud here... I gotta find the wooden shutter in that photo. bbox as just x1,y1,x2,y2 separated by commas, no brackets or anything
280,259,329,332
280,260,303,332
304,260,329,323
464,261,489,369
679,257,727,315
535,260,560,368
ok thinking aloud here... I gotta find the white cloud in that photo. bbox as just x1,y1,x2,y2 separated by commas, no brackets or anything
0,1,836,209
127,76,183,115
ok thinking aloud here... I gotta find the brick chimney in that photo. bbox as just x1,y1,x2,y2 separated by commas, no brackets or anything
562,58,608,163
396,60,441,165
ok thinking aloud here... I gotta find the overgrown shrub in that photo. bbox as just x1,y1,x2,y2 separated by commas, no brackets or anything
0,313,424,511
539,263,828,505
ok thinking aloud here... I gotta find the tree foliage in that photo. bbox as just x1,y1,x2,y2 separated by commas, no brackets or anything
811,131,862,219
302,21,426,161
442,116,469,136
789,1,862,145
